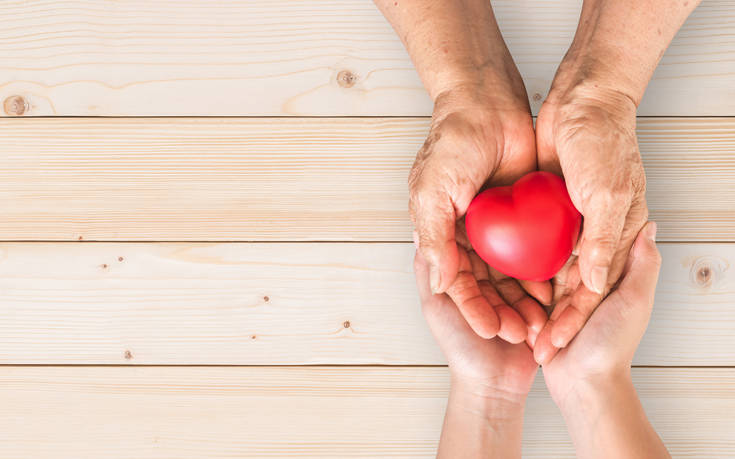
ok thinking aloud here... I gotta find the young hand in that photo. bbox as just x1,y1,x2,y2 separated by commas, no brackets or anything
541,222,670,459
542,221,659,400
414,248,544,458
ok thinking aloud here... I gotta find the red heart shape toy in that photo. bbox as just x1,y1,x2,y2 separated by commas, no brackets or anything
465,171,582,281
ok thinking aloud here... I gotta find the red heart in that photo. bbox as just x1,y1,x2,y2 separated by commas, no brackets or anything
465,171,581,281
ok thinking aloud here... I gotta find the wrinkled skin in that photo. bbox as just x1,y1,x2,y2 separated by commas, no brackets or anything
409,83,550,344
533,81,649,364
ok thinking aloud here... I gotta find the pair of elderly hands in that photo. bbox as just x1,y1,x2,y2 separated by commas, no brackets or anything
409,69,648,365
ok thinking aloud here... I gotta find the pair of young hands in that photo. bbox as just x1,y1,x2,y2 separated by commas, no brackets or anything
415,221,661,456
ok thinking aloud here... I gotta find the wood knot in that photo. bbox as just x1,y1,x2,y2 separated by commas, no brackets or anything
4,95,28,116
124,350,133,360
689,255,729,290
337,70,357,88
343,321,351,329
263,295,270,303
118,256,124,262
697,265,711,285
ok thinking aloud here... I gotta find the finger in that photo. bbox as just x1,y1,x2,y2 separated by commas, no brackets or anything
468,252,527,344
445,249,500,339
410,186,460,295
549,286,602,348
606,198,650,290
519,279,553,306
617,221,661,307
488,267,548,336
467,250,490,281
413,250,438,307
455,218,472,251
551,231,582,302
477,282,526,344
577,195,628,295
533,321,559,365
552,255,580,305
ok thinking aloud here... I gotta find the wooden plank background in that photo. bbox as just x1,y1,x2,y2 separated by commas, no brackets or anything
1,0,733,457
1,117,734,241
1,242,733,365
0,0,733,117
1,367,733,458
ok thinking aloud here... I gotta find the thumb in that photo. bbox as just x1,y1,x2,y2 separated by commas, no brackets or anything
617,221,661,306
411,191,459,294
577,202,627,295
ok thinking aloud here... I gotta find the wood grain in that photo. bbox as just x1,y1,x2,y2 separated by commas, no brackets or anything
1,242,733,365
0,366,732,458
0,1,733,116
1,117,733,241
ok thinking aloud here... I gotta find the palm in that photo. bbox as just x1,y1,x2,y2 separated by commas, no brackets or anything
415,250,539,396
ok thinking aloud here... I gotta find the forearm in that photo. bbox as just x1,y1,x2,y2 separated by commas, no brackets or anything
551,0,701,104
556,371,670,459
373,0,526,103
438,377,525,459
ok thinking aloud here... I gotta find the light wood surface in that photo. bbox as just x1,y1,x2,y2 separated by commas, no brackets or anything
1,117,733,241
1,366,732,458
1,241,732,365
0,0,733,117
1,1,733,455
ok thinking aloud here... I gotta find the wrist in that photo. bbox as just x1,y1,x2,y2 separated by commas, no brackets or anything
449,373,528,423
430,80,534,139
548,0,667,108
438,373,528,458
539,68,638,132
551,367,633,416
548,46,644,109
430,57,531,115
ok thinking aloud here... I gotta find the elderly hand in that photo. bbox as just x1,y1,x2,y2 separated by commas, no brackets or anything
410,82,550,343
533,79,649,363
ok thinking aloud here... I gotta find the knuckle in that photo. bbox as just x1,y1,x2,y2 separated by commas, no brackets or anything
632,168,647,195
593,186,632,207
446,271,479,298
586,238,617,263
653,251,663,268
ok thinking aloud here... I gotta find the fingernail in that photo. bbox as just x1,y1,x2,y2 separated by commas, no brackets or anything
551,332,569,349
590,265,608,294
535,348,550,366
645,221,657,243
429,265,442,294
412,230,420,249
528,329,538,348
